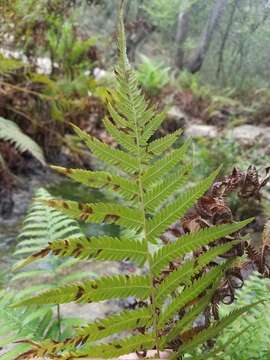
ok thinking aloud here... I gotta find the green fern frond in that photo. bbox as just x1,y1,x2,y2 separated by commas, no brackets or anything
42,199,143,231
158,262,230,328
151,219,252,275
144,164,192,212
103,116,138,153
190,326,250,360
107,102,131,129
163,288,218,346
142,139,191,187
32,236,147,266
31,308,152,357
50,166,139,200
155,241,240,307
140,112,166,145
2,187,91,358
77,334,155,359
12,274,150,307
13,188,82,270
27,334,155,360
211,272,270,360
155,260,195,306
74,307,151,342
194,240,241,270
0,117,45,165
174,303,263,359
147,129,183,155
72,124,140,174
146,168,220,243
0,290,54,360
10,1,257,358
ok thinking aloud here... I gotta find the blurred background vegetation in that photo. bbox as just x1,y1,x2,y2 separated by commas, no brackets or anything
0,0,270,358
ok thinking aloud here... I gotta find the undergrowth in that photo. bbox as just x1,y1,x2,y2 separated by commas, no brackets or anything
0,188,93,360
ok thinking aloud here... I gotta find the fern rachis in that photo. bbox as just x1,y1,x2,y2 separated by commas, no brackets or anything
10,2,261,359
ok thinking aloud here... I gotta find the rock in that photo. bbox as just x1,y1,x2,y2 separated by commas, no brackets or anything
185,123,218,138
36,57,53,74
93,67,107,80
167,106,187,125
229,125,264,146
227,124,270,151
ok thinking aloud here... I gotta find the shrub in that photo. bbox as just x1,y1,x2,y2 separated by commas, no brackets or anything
136,55,170,95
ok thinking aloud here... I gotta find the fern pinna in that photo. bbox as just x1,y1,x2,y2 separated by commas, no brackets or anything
0,189,90,360
11,2,258,359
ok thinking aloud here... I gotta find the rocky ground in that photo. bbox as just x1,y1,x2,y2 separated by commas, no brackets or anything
167,104,270,149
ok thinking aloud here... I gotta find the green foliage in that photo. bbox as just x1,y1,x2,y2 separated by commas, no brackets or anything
0,55,25,75
0,188,91,359
178,70,212,100
143,0,198,31
192,136,241,179
10,5,259,359
0,117,45,165
47,20,96,78
136,55,170,95
13,188,82,267
205,273,270,360
30,72,99,122
0,290,52,360
1,0,100,126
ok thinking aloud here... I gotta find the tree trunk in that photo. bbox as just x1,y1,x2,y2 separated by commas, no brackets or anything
174,7,191,69
216,0,238,79
187,0,229,73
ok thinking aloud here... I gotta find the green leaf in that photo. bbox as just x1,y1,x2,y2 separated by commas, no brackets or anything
140,112,166,144
74,307,151,342
72,124,140,174
8,4,258,359
103,116,138,153
146,169,220,242
51,166,139,200
11,275,150,307
158,262,230,328
147,129,183,155
162,288,218,347
190,325,251,360
44,199,143,231
151,219,253,275
174,303,264,358
155,260,194,306
13,188,82,271
142,139,191,187
78,334,155,359
0,117,45,165
144,164,191,212
48,236,148,266
155,240,240,307
107,102,131,130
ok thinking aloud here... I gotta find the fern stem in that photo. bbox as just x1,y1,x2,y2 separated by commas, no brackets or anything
118,3,161,352
125,68,161,358
0,81,60,100
57,304,62,340
137,163,160,357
